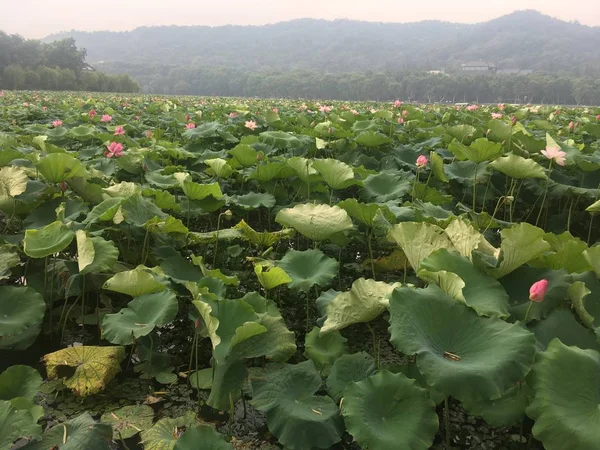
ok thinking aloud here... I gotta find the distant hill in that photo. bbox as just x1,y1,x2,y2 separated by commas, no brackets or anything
44,11,600,75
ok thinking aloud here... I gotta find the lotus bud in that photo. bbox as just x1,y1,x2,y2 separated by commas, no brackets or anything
502,196,514,205
512,116,518,126
569,121,575,131
529,279,548,302
222,209,233,220
416,155,429,169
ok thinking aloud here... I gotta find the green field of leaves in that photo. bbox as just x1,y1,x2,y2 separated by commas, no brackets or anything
0,90,599,450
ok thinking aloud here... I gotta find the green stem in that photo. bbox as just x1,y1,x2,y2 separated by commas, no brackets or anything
472,163,479,211
80,276,86,334
523,301,534,323
566,197,574,232
213,213,223,268
367,231,376,280
535,161,553,227
480,176,492,213
412,170,420,201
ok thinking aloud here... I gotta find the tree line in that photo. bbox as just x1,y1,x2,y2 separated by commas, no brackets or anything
0,31,139,93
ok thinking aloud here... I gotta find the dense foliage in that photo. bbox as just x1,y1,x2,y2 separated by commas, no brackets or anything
0,32,139,93
0,91,599,450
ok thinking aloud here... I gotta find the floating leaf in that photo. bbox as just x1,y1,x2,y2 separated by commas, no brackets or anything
101,405,154,439
278,249,339,292
174,425,233,450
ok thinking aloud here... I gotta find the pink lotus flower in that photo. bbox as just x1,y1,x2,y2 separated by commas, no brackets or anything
512,116,518,126
416,155,429,168
0,91,4,97
491,113,503,120
52,120,63,127
105,142,124,158
245,120,258,130
185,123,196,129
554,109,561,116
319,105,331,114
397,117,404,124
498,103,505,110
114,126,125,136
351,109,359,116
272,108,279,114
568,121,575,131
229,112,238,118
596,114,600,121
100,114,112,122
541,146,567,166
402,110,409,117
466,104,479,111
455,105,462,111
88,109,97,119
185,114,191,122
529,279,548,302
145,130,153,138
394,99,403,108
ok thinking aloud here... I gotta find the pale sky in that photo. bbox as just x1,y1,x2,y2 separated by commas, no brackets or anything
2,0,599,38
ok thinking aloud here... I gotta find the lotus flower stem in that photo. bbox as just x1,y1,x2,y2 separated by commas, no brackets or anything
523,302,534,323
472,163,479,211
535,160,553,227
367,231,376,280
80,275,86,334
480,176,492,213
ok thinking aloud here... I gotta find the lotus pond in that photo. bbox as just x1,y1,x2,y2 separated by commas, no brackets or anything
0,91,599,450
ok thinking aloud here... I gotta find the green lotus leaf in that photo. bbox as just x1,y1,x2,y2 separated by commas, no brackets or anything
445,160,490,185
501,266,571,322
530,231,591,273
570,273,600,328
191,255,239,286
0,286,45,350
526,339,600,450
411,183,452,205
450,138,503,163
228,144,258,167
103,265,167,297
102,181,142,198
275,203,353,241
388,285,536,401
141,411,199,450
100,405,154,439
529,308,599,351
321,278,399,334
66,177,104,204
23,413,110,450
447,124,477,143
23,220,75,258
0,244,20,281
361,171,412,202
204,158,233,178
145,170,182,189
83,198,124,225
120,194,167,227
488,153,547,179
304,327,348,372
0,166,28,199
356,130,391,147
75,230,119,275
0,365,42,402
583,246,600,277
586,199,600,215
444,217,498,261
0,148,22,167
182,181,223,200
429,151,448,182
259,130,301,148
490,223,551,278
173,425,233,450
144,215,189,235
287,157,318,182
326,352,376,402
486,119,512,141
388,222,456,270
278,249,339,292
0,400,41,449
229,192,276,210
233,219,293,246
43,346,125,397
312,158,358,190
251,360,344,450
342,371,438,450
36,152,88,183
387,363,446,405
462,382,532,427
254,264,292,290
248,162,295,182
101,290,178,345
419,249,509,318
337,198,395,228
188,368,213,390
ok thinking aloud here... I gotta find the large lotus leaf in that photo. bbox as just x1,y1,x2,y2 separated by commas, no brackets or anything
275,203,352,241
204,158,233,178
43,346,125,397
0,166,28,199
452,138,503,163
233,219,294,246
229,192,275,210
140,411,199,450
102,181,142,199
254,264,292,290
488,153,547,179
248,162,295,182
583,246,600,278
103,266,167,297
529,308,598,351
0,244,19,281
100,405,154,440
342,371,438,450
23,220,75,258
287,157,318,182
304,327,348,372
321,278,399,334
84,198,124,226
444,217,498,261
278,249,338,292
355,130,391,147
144,216,189,235
337,198,395,228
0,286,44,350
447,124,477,143
102,291,178,345
420,249,509,318
312,158,358,190
462,382,532,427
22,412,111,450
326,352,376,402
526,339,600,450
500,266,571,322
259,130,302,148
0,400,41,449
0,365,42,402
75,231,119,275
36,153,87,183
570,273,600,328
388,285,536,401
530,231,591,273
251,360,344,450
388,222,456,270
490,223,551,279
182,181,223,200
173,425,233,450
119,195,167,227
361,171,412,202
228,144,257,167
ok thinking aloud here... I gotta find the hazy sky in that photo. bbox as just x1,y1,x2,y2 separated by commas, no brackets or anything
2,0,599,38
